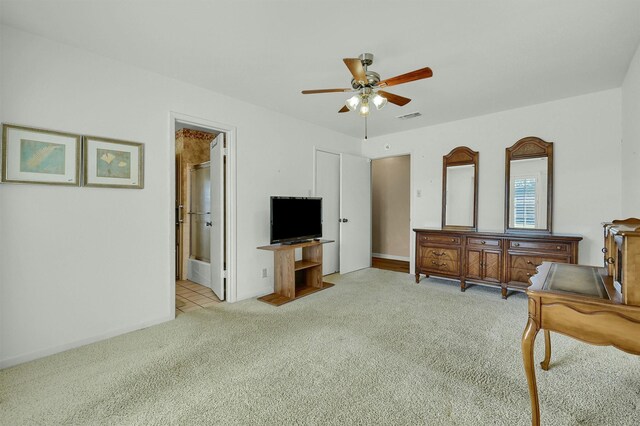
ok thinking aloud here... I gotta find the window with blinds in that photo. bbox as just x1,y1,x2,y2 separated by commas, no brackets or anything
513,177,537,228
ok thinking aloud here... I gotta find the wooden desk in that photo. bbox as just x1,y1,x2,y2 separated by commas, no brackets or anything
257,239,334,306
522,262,640,426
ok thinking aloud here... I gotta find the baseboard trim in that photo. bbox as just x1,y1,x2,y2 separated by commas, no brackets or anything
372,253,410,262
0,314,174,369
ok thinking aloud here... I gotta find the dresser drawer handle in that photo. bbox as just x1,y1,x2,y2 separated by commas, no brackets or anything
513,242,520,247
602,247,608,254
432,251,446,256
526,261,542,267
606,257,615,265
480,240,486,245
526,273,532,277
451,238,455,242
556,246,562,250
431,261,447,267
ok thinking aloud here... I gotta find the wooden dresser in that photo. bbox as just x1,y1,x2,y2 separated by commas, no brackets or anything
413,228,582,298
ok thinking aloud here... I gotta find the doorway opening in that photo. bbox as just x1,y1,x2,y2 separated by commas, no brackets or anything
371,155,411,273
171,113,237,316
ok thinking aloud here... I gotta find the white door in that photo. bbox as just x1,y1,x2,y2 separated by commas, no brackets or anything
340,153,371,274
315,151,340,275
209,134,225,300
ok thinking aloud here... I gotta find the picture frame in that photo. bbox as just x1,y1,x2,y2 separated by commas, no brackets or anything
82,136,144,189
1,123,81,186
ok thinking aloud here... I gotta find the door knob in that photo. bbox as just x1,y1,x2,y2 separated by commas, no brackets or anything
341,218,349,223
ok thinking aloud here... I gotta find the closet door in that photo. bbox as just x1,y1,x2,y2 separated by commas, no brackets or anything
339,153,371,274
315,151,340,275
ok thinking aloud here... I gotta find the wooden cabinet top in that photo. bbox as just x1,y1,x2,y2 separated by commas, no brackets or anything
609,223,640,237
413,228,582,242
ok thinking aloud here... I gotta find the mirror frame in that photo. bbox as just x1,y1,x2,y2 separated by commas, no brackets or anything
442,146,479,231
504,136,553,234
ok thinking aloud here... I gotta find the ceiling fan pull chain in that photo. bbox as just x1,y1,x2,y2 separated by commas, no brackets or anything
365,116,368,140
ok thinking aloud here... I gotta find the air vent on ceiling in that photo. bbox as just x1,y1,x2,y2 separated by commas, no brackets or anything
396,111,422,120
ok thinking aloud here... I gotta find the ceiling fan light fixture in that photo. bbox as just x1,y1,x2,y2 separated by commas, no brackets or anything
359,100,370,117
345,95,360,111
372,92,388,110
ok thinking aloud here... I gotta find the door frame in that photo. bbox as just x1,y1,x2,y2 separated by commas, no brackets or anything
369,152,414,274
170,112,238,314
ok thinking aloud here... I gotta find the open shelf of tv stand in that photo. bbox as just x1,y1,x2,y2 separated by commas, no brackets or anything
257,239,334,306
294,260,321,271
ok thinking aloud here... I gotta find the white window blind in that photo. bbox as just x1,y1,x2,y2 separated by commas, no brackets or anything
513,177,537,228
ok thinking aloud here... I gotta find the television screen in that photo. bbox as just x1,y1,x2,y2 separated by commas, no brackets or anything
270,197,322,244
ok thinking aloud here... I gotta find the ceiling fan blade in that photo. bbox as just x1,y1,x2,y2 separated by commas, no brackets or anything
343,58,367,85
302,88,352,94
378,90,411,106
377,67,433,88
339,105,349,113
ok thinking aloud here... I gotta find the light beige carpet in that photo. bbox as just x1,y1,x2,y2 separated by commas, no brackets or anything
1,269,638,425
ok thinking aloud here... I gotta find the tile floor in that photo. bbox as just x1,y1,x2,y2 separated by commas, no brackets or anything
175,280,221,316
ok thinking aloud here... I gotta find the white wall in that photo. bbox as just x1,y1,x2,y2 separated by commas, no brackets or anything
622,42,640,216
0,26,361,367
363,89,622,273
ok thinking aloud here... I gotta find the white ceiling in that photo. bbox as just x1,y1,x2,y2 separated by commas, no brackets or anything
2,0,640,139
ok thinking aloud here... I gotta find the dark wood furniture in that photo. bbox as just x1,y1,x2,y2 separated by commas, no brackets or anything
522,221,640,425
442,146,479,230
414,228,581,298
257,239,334,306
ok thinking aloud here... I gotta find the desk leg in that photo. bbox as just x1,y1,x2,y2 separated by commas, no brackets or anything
540,330,551,371
522,317,541,426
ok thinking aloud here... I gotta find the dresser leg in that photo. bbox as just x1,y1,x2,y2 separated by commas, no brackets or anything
540,330,552,371
460,279,466,292
501,286,508,299
415,273,420,283
522,317,541,426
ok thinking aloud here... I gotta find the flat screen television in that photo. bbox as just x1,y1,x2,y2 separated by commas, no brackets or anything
270,196,322,244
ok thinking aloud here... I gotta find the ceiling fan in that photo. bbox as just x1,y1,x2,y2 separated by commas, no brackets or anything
301,53,433,138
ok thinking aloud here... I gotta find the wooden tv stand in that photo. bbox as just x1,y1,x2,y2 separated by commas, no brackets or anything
257,239,334,306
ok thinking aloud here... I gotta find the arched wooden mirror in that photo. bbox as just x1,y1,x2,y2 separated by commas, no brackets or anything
505,137,553,234
442,146,478,230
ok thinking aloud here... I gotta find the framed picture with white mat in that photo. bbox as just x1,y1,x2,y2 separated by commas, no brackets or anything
82,136,144,189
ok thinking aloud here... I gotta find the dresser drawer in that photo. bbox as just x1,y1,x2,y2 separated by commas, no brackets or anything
467,237,501,248
510,255,543,271
510,254,570,270
510,268,537,284
424,247,459,262
509,240,570,253
508,254,570,284
419,234,461,245
424,259,460,275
